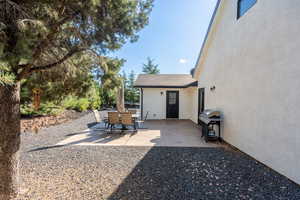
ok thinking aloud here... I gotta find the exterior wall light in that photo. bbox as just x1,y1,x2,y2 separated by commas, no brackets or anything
160,91,164,95
210,86,216,91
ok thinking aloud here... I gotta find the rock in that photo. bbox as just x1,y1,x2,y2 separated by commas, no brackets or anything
21,110,89,133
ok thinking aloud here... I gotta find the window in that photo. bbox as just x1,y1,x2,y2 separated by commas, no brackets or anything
168,92,177,105
237,0,257,19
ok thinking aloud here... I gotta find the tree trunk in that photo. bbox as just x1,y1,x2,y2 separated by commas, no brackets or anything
0,83,21,200
116,81,125,112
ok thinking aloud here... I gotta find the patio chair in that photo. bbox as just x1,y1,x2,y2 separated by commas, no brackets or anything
120,113,137,132
93,110,109,128
108,112,120,133
93,110,101,123
100,111,109,128
135,111,148,129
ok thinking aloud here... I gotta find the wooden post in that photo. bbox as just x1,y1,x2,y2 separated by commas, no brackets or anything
32,88,42,111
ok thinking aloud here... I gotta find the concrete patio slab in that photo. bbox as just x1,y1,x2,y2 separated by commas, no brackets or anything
56,120,219,147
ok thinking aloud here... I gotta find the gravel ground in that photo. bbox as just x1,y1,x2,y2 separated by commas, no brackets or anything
17,113,300,200
20,111,94,152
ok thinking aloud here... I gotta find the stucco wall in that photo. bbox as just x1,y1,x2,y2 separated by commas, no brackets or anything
194,0,300,184
142,88,196,120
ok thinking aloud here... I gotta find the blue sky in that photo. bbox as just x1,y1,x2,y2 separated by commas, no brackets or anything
113,0,217,75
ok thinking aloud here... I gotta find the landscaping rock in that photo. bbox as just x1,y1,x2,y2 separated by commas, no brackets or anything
21,110,89,133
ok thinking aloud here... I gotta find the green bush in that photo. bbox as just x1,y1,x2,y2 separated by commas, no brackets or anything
88,93,101,110
61,96,78,110
62,96,91,111
21,104,38,116
90,99,101,109
76,98,90,111
21,102,64,116
22,92,101,116
39,102,64,116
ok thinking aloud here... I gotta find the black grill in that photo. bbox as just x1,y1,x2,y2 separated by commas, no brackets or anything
198,109,223,142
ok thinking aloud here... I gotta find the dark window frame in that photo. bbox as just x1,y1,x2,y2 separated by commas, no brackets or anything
237,0,257,19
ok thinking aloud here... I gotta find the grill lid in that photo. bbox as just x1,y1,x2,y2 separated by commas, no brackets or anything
200,109,221,118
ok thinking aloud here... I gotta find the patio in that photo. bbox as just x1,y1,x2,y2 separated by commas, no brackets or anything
56,120,219,147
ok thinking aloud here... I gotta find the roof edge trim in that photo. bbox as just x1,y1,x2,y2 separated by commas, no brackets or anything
134,81,198,89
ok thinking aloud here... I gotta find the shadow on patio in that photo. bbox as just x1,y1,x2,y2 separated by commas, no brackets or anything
28,120,218,152
49,120,220,148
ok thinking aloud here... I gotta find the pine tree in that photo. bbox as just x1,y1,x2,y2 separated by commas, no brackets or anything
142,57,160,74
127,70,139,103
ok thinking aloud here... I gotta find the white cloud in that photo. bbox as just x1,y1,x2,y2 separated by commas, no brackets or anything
179,58,187,64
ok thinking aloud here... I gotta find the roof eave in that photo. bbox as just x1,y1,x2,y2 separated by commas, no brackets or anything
134,81,198,89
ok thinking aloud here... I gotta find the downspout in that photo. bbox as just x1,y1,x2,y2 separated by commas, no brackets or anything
141,88,144,119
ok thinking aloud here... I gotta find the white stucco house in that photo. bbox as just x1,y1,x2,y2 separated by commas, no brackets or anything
134,74,199,121
135,0,300,184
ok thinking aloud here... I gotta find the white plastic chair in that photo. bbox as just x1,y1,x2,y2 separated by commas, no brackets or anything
136,111,149,129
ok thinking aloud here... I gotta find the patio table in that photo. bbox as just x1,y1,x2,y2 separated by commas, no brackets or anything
108,111,139,120
107,112,140,130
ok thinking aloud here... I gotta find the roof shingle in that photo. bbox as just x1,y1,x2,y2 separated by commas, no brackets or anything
134,74,198,88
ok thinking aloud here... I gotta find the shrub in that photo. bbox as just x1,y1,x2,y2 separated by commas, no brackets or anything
61,96,78,110
21,102,64,116
62,96,91,111
21,104,38,116
21,91,102,117
39,102,64,116
76,98,90,111
88,93,101,110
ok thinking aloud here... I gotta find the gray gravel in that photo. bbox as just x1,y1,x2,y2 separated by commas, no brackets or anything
17,113,300,200
20,111,95,152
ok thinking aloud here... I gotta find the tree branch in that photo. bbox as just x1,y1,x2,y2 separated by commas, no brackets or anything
29,48,86,73
16,47,85,80
16,10,81,80
31,10,80,60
